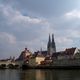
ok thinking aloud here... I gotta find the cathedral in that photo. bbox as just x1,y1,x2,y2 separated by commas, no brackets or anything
17,33,56,62
34,33,56,57
47,34,56,55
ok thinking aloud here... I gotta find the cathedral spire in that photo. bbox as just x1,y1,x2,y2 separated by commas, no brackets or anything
52,34,54,42
47,34,51,48
52,34,56,53
47,34,52,55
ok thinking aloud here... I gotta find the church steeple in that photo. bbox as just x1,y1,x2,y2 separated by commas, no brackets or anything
47,34,51,48
52,34,56,53
47,34,52,55
52,34,54,42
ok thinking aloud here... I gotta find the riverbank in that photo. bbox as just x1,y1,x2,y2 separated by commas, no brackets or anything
22,64,80,70
0,65,80,70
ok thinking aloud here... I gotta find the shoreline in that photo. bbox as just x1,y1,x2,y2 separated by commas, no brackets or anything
22,65,80,70
0,65,80,70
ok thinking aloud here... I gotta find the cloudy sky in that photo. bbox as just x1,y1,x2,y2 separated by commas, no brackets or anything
0,0,80,59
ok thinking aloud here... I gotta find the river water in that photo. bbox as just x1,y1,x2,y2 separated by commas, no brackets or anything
0,69,80,80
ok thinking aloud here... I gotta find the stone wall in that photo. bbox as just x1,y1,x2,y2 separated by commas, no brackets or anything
51,59,80,66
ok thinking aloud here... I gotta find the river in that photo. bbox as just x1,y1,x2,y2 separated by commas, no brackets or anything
0,69,80,80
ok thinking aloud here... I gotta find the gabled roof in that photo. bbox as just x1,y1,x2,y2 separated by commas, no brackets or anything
52,47,76,58
65,47,76,55
16,48,31,61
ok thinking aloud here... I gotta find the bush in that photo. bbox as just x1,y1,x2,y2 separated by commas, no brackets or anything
0,64,6,69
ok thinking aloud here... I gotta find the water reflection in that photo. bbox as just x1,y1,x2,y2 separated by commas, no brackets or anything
0,69,80,80
19,69,80,80
0,69,19,80
20,70,36,80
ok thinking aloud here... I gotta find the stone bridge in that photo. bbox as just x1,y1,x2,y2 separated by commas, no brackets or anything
0,60,19,68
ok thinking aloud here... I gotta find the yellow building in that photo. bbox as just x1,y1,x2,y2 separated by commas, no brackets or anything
29,56,45,66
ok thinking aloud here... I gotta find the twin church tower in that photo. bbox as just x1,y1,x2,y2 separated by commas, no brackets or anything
47,34,56,55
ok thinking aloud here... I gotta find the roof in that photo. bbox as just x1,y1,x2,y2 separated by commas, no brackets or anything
16,48,31,61
34,51,47,57
36,55,45,57
41,51,47,56
52,47,76,57
52,51,64,57
65,47,76,55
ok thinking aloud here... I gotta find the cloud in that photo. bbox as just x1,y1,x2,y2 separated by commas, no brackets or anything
55,35,73,51
0,4,52,58
50,10,80,51
56,37,73,45
65,9,80,19
0,4,49,25
0,32,17,59
1,1,80,59
0,32,16,44
1,0,77,18
67,29,80,38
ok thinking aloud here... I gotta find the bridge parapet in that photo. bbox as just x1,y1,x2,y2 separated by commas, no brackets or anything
0,60,19,69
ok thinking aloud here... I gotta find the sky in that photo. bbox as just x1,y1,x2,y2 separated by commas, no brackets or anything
0,0,80,59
